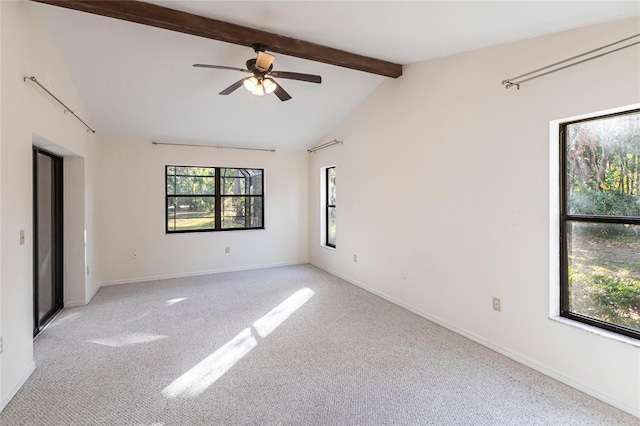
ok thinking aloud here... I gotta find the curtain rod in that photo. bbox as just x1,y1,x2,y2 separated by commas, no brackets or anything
23,76,96,133
308,139,343,153
152,141,275,152
502,33,640,90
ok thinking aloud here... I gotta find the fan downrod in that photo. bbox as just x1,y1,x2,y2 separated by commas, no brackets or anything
251,43,267,53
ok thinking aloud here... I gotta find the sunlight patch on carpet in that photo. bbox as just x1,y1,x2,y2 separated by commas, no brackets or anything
253,287,315,338
88,332,168,347
46,312,82,328
162,327,258,398
166,297,188,306
162,287,315,398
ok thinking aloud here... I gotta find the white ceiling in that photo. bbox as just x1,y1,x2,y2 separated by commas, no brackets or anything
31,1,639,150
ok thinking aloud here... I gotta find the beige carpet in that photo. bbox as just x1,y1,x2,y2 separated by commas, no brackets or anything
1,264,636,425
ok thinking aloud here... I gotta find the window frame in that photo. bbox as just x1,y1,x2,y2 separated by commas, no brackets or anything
166,165,264,234
559,108,640,340
325,166,336,248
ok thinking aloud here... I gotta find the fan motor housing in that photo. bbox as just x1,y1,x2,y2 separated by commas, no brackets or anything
246,58,273,74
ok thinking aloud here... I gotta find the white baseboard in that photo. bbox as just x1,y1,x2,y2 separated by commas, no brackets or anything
0,362,36,413
100,261,309,287
310,262,640,419
85,282,101,304
64,283,102,307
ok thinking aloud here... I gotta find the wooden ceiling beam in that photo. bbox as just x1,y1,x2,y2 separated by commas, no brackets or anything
31,0,403,78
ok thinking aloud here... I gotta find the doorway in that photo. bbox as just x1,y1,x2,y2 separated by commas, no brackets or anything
33,147,64,336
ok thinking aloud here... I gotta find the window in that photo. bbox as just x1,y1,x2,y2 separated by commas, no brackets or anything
166,166,263,233
326,166,336,247
560,109,640,340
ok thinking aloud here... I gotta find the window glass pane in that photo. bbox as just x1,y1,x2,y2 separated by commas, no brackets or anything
222,196,262,229
566,221,640,332
328,167,336,205
220,168,236,178
221,168,248,178
221,177,248,195
221,169,263,195
221,168,262,177
328,207,336,246
167,175,175,195
250,173,263,195
249,197,263,228
566,111,640,216
167,166,215,195
174,166,215,177
167,196,215,231
174,176,215,195
222,197,245,229
167,197,176,220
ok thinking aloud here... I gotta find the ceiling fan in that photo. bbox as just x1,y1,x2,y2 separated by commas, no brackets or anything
194,44,322,102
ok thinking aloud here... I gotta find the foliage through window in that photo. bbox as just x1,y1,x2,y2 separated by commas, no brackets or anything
326,167,336,248
561,109,640,339
166,166,263,233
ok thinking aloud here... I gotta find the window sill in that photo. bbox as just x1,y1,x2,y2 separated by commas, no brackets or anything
550,316,640,348
321,244,336,251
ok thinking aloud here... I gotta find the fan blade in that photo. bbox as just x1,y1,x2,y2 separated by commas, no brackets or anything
193,64,250,73
270,71,321,84
219,78,248,95
273,83,292,102
256,52,275,71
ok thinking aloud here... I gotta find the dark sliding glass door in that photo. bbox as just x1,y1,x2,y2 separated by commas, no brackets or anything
33,147,63,336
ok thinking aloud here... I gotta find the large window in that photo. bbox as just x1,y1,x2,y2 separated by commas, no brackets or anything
560,109,640,340
166,166,263,233
326,166,336,248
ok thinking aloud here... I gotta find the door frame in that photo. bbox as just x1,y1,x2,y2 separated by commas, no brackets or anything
33,147,64,336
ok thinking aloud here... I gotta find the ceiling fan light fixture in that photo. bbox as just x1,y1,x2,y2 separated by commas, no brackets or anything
263,78,277,94
252,84,265,96
198,46,321,101
243,76,258,91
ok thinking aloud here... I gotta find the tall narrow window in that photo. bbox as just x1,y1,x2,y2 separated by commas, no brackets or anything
166,166,263,233
560,109,640,340
326,167,336,248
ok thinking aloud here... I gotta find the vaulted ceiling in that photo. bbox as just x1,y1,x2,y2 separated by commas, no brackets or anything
29,1,639,150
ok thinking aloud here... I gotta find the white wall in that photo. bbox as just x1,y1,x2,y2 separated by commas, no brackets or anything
97,141,308,284
63,157,86,306
309,18,640,416
0,0,4,400
0,1,100,409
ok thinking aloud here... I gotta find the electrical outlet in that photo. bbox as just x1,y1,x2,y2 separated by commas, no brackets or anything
225,247,231,254
0,337,4,355
401,270,408,279
493,297,501,312
86,266,90,276
20,230,25,245
353,254,357,262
